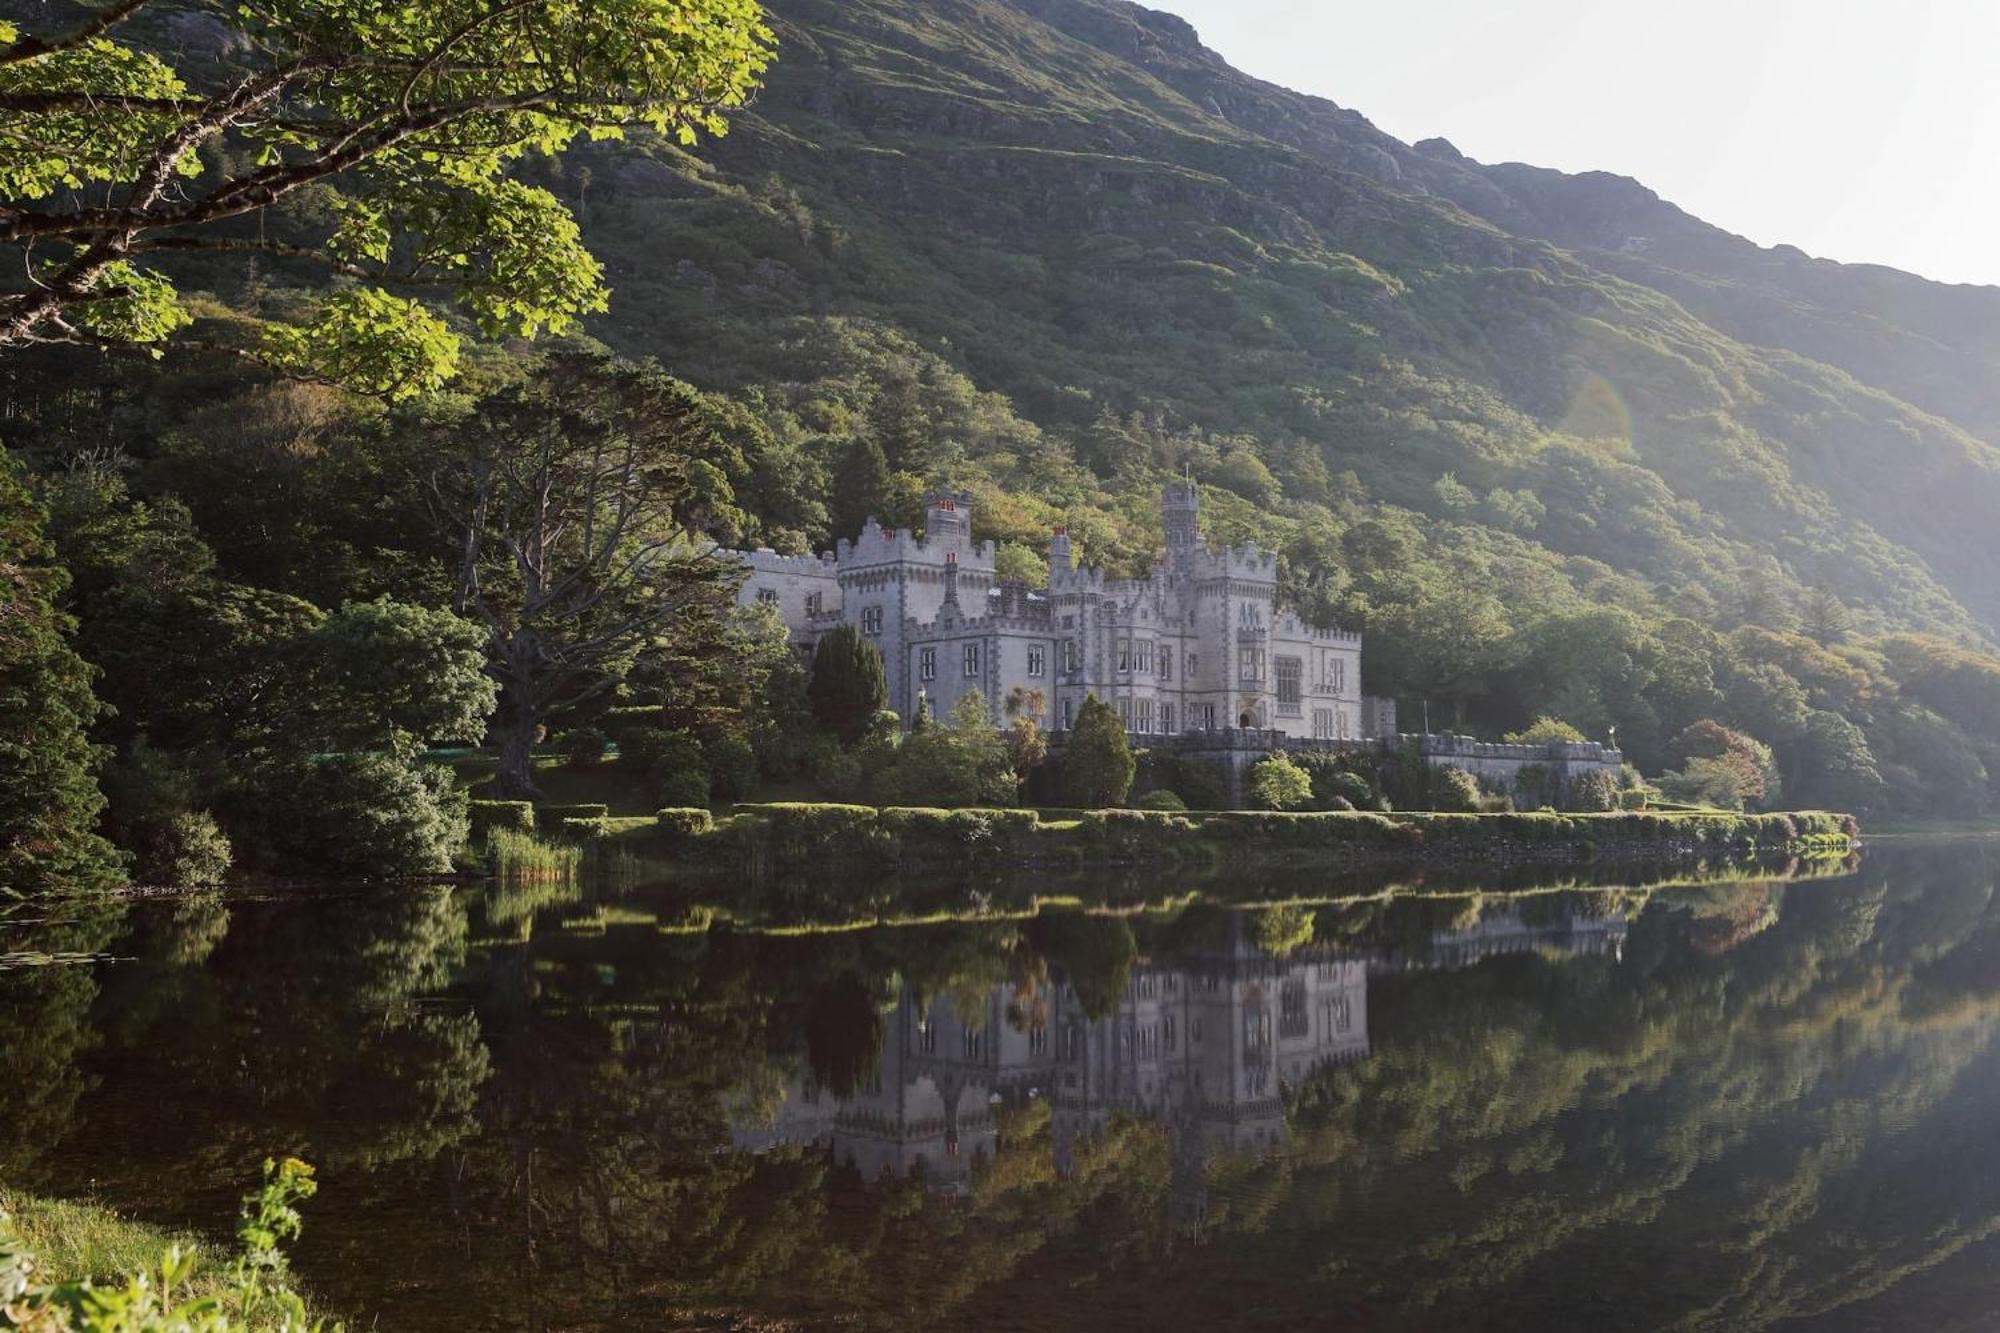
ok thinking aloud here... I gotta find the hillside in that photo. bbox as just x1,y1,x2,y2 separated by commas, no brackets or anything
554,0,2000,644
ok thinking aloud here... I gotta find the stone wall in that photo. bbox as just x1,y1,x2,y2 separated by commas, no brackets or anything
1140,729,1626,808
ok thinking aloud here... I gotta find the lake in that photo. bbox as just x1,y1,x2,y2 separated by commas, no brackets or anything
7,840,2000,1330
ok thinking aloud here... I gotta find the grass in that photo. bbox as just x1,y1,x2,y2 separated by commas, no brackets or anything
486,826,582,882
0,1189,334,1325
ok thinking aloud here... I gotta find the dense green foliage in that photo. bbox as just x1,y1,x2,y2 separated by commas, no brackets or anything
0,458,117,891
807,624,887,745
0,0,773,393
1062,695,1135,809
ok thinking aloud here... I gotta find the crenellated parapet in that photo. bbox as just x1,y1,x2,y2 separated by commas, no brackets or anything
739,547,840,579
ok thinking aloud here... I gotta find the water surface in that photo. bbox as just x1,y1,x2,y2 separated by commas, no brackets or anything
7,842,2000,1330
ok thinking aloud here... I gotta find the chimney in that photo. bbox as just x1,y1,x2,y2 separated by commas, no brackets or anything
1049,525,1072,574
943,550,959,609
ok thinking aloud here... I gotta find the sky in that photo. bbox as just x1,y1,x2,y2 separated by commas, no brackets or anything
1147,0,2000,288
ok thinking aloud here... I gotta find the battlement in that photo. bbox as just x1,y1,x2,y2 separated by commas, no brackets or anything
838,517,996,571
1192,542,1279,580
736,547,839,579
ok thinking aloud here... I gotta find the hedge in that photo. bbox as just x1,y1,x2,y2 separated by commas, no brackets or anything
656,807,715,838
536,803,608,832
468,799,535,839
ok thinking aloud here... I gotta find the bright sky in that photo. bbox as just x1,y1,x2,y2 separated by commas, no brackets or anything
1147,0,2000,288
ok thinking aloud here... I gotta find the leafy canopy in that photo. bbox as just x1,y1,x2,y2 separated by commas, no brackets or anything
0,0,773,393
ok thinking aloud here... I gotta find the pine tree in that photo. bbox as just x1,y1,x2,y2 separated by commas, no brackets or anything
0,457,119,891
829,435,893,539
1062,694,1135,809
808,623,889,745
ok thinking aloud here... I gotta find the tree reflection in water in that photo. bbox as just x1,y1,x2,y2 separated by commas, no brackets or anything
7,844,2000,1330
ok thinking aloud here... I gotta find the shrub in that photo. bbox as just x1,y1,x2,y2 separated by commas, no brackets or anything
1062,695,1134,808
557,726,608,767
535,802,608,832
1134,789,1187,811
468,799,536,839
1428,766,1482,813
703,733,760,803
100,741,231,885
246,753,468,878
1310,766,1377,812
656,807,716,839
1503,717,1588,744
1248,755,1314,811
622,728,709,807
129,811,234,886
1568,769,1620,813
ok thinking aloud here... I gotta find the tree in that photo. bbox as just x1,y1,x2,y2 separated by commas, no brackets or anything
1794,709,1885,811
1003,686,1048,792
875,691,1015,808
1802,588,1854,647
0,0,773,394
828,435,892,540
423,352,743,796
1247,754,1312,811
0,456,119,889
1668,720,1780,809
808,624,888,746
286,598,496,756
1062,694,1133,809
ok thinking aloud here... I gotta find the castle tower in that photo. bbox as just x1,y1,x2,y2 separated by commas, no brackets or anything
1163,479,1201,560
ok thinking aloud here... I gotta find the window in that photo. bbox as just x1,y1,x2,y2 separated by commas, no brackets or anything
1337,709,1350,740
756,587,778,605
1061,698,1073,730
1186,652,1198,679
1325,655,1347,694
963,1026,983,1059
1064,639,1080,672
1030,1023,1048,1055
1136,699,1153,733
1159,645,1172,680
1194,703,1216,731
1280,979,1308,1038
1276,656,1302,712
1191,1016,1204,1044
1118,699,1131,730
1027,645,1045,677
861,606,883,635
1163,1013,1177,1051
1312,708,1334,740
963,643,980,677
1244,1009,1272,1051
920,648,937,682
806,592,823,617
1117,638,1131,672
1239,646,1264,682
917,1009,936,1053
1160,703,1175,734
1136,640,1153,673
1323,993,1352,1034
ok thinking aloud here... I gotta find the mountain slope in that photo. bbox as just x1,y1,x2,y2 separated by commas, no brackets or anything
562,0,2000,643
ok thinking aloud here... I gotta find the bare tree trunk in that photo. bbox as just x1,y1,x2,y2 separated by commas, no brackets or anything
493,708,540,799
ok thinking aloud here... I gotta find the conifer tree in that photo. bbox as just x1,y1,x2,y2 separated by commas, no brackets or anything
0,456,118,890
809,623,888,745
1062,694,1135,809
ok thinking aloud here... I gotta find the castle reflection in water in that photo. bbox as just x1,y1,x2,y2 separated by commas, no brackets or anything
733,903,1628,1207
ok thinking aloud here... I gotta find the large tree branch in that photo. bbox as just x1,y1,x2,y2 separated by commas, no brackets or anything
0,0,154,67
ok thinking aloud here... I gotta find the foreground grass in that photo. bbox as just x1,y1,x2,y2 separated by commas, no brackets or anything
0,1187,334,1326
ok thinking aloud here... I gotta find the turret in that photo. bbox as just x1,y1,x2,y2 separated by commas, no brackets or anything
1163,480,1200,558
1049,525,1072,575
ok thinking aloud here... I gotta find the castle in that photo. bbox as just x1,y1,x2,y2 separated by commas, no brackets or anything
732,483,1393,739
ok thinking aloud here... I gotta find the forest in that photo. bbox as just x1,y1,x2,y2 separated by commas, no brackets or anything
8,0,2000,896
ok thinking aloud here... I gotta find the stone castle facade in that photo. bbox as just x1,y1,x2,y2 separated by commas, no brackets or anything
732,484,1389,740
